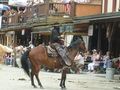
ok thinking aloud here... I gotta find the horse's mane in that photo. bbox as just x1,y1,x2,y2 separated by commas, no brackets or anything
67,39,81,50
70,35,83,44
67,35,83,50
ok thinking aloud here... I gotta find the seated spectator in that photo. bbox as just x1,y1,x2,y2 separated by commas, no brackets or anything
88,49,100,72
103,51,110,69
85,50,92,62
74,52,85,66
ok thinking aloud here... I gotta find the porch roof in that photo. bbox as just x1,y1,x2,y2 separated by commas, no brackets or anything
74,12,120,23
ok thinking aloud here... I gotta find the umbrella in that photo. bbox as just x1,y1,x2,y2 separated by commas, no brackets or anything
8,0,28,7
0,4,10,10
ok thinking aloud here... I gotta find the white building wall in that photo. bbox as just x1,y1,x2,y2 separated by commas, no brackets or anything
116,0,120,12
64,35,73,47
102,0,105,13
107,0,113,13
65,35,89,50
82,36,89,50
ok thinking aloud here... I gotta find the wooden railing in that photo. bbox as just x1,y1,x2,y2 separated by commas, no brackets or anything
1,1,101,29
49,3,70,15
77,0,101,3
1,2,72,28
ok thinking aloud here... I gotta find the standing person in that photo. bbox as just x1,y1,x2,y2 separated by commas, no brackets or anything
28,41,35,49
50,22,71,66
62,0,71,14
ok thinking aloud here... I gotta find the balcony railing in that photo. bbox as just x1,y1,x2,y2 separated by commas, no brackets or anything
1,2,72,28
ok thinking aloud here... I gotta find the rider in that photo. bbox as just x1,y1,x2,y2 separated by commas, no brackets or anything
50,22,71,66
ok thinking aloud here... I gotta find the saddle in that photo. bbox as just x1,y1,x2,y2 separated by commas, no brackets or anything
46,45,58,57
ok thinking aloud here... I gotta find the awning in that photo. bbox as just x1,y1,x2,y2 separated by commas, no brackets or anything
74,12,120,23
31,26,52,35
0,4,10,10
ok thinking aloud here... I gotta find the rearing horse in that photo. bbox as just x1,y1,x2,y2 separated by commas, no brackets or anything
21,38,86,89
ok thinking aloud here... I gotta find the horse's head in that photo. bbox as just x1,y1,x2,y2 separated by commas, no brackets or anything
79,38,86,53
70,35,86,52
67,38,86,53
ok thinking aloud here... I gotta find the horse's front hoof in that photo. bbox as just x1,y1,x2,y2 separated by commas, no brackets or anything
40,86,44,89
34,86,37,88
32,85,37,88
61,86,66,90
60,85,66,89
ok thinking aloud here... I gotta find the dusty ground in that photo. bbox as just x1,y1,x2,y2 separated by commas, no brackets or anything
0,64,120,90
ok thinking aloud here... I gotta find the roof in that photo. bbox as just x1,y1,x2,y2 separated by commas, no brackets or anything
74,12,120,23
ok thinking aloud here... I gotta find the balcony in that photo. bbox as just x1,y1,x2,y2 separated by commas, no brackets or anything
1,1,101,30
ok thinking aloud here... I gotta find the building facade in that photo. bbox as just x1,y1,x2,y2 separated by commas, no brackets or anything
102,0,120,13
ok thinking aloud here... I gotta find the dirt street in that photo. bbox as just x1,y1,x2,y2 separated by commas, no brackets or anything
0,64,120,90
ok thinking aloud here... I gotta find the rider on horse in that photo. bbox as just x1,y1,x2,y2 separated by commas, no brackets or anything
50,22,71,66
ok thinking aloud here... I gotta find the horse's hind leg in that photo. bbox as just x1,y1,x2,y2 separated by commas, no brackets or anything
31,65,40,88
35,73,43,88
31,70,37,88
34,65,43,88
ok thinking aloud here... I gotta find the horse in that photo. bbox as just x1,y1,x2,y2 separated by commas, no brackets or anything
0,44,13,64
21,38,86,89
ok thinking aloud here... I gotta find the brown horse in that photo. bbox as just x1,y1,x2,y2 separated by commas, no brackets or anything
21,38,86,89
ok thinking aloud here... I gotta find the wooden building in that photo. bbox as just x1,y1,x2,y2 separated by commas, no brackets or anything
75,13,120,58
0,0,102,48
72,0,120,58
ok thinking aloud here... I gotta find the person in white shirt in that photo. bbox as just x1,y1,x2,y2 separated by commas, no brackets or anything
74,52,85,73
74,52,84,65
28,41,35,49
88,49,100,72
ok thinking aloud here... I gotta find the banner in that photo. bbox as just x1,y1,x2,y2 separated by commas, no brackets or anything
88,25,93,36
0,16,2,29
8,0,29,7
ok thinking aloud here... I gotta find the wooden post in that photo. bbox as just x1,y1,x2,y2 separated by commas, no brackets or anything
70,1,76,17
44,0,49,22
97,24,101,50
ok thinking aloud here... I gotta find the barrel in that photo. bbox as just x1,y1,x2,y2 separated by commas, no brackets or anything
106,68,115,80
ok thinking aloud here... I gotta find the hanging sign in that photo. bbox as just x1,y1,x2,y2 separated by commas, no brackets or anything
88,25,93,36
21,29,25,35
0,16,2,29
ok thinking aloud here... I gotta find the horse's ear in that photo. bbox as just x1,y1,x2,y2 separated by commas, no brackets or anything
73,35,83,41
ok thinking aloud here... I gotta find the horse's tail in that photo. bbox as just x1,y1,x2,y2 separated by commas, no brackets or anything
21,50,30,77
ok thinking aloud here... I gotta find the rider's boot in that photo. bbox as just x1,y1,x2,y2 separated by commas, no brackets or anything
55,45,71,66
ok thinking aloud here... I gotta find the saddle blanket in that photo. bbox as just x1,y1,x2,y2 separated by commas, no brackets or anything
46,46,58,57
